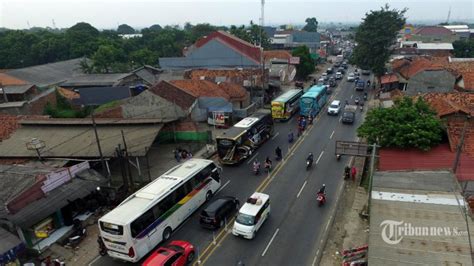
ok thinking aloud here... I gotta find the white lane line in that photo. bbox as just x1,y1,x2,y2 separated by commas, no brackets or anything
262,228,280,257
312,250,320,266
350,95,353,99
316,151,324,164
296,180,307,198
330,130,335,139
88,256,101,266
271,132,280,140
216,180,230,193
339,116,342,122
247,152,259,164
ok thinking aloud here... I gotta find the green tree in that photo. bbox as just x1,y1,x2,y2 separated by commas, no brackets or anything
187,23,217,42
148,24,162,31
302,17,318,32
292,45,315,79
351,5,406,77
453,39,474,58
229,23,270,49
66,22,100,57
91,44,123,73
130,48,157,67
117,24,135,34
357,97,443,151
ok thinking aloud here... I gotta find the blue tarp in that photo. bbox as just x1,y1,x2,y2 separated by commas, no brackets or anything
208,105,233,113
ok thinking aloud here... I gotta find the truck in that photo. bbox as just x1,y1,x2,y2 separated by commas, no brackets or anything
341,105,357,124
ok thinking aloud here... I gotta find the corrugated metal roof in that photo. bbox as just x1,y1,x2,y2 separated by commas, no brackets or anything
378,144,474,181
0,227,22,254
417,43,454,50
4,84,34,95
61,73,132,87
0,124,163,158
369,170,473,265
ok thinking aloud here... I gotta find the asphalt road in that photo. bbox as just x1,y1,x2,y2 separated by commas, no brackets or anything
91,67,371,266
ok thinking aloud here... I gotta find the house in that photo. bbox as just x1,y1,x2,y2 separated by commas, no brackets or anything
416,43,454,57
445,60,474,92
368,170,473,265
61,72,150,89
0,161,107,252
5,58,86,88
132,65,162,85
443,25,471,40
408,26,459,43
264,50,296,86
159,31,262,70
184,68,264,88
270,30,321,53
70,86,132,107
379,73,401,91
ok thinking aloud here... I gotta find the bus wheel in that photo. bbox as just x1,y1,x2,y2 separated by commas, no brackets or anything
163,227,172,241
206,191,213,202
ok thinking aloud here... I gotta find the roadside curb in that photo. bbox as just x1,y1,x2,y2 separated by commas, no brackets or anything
312,173,347,266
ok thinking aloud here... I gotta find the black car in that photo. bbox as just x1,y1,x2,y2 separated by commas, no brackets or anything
338,67,345,74
329,78,337,87
342,62,348,69
200,196,240,229
326,67,334,74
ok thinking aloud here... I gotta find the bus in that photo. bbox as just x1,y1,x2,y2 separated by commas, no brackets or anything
98,159,221,262
299,85,328,117
216,111,273,165
271,89,303,121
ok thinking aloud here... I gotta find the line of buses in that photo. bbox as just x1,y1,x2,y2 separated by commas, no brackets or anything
98,85,328,263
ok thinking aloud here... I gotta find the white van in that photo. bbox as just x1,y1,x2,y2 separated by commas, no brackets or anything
232,192,270,239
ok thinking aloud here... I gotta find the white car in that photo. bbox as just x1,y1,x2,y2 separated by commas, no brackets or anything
335,72,343,80
347,73,355,82
327,100,341,115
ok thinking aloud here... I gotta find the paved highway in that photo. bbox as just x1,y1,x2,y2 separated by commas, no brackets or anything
92,67,371,266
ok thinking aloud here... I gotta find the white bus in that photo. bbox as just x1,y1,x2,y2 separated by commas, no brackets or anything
98,159,222,262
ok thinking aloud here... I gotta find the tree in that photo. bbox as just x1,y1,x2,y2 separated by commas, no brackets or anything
453,39,474,58
292,45,315,80
148,24,162,31
91,44,123,73
187,23,217,42
117,24,135,34
357,97,443,151
66,22,100,57
351,5,406,77
229,23,271,49
130,48,157,67
302,17,318,32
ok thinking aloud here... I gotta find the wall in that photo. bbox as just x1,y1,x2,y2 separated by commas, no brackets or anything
406,70,455,96
0,88,57,116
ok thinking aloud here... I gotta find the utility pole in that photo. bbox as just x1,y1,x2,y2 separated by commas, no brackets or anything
91,112,108,178
121,130,134,192
453,116,470,174
367,142,377,216
260,0,265,107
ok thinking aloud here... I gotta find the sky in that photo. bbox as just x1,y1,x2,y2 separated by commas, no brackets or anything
0,0,472,30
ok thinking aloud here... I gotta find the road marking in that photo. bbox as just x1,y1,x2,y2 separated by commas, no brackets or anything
316,151,324,164
296,180,307,198
330,130,335,139
339,116,342,122
350,94,353,99
88,256,101,266
325,219,331,231
271,132,280,140
216,180,230,194
261,228,280,257
247,152,259,164
312,249,320,266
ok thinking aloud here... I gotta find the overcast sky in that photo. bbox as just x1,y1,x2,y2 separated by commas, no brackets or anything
0,0,472,29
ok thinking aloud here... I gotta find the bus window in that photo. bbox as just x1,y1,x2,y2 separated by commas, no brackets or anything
131,209,155,238
211,168,220,182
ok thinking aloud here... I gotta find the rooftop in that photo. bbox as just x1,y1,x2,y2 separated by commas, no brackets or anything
414,26,454,36
369,170,473,265
417,43,454,50
61,73,132,87
170,80,231,101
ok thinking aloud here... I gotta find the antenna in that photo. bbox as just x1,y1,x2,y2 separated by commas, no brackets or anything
52,19,56,29
27,21,31,29
446,6,451,24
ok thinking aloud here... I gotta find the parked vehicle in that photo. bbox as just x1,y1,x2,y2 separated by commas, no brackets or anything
232,192,270,240
327,100,341,115
66,219,86,248
200,197,240,229
347,73,356,82
142,240,195,266
341,105,357,124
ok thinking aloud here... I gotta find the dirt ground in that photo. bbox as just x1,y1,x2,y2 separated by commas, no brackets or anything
320,158,370,266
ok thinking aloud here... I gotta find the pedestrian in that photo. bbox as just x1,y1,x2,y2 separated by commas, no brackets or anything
351,166,357,181
174,149,181,162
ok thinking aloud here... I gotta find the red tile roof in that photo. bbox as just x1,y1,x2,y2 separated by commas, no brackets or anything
414,26,453,36
0,114,20,141
150,81,197,110
422,92,474,117
380,74,399,84
170,80,231,101
446,119,474,156
58,87,80,100
194,31,261,63
217,82,248,100
394,56,446,79
185,68,263,87
264,50,292,62
0,73,27,86
379,144,474,181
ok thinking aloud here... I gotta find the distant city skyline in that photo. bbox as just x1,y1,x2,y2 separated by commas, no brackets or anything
0,0,472,30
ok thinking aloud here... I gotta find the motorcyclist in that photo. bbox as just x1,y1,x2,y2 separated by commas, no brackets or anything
275,146,282,160
307,152,314,163
253,160,261,173
318,184,326,195
288,131,294,143
264,157,272,171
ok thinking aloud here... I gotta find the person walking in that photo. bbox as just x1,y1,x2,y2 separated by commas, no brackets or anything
351,166,357,181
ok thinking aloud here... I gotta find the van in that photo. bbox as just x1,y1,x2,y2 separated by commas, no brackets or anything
232,192,270,239
200,196,240,229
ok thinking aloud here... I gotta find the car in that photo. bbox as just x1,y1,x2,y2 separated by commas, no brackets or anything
361,69,371,75
328,78,336,87
142,240,195,266
327,100,341,115
342,62,348,69
347,73,355,82
326,68,334,74
322,74,329,82
335,72,343,80
355,80,365,91
200,196,240,229
337,67,345,74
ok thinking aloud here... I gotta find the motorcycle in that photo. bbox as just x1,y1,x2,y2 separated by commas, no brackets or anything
306,158,313,170
336,154,341,161
253,163,261,175
288,132,294,143
316,192,326,206
98,236,107,256
66,219,87,247
354,97,360,105
363,93,368,101
264,162,272,173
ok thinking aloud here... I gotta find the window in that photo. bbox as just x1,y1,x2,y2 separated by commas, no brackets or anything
100,222,123,235
131,209,156,238
164,253,182,266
